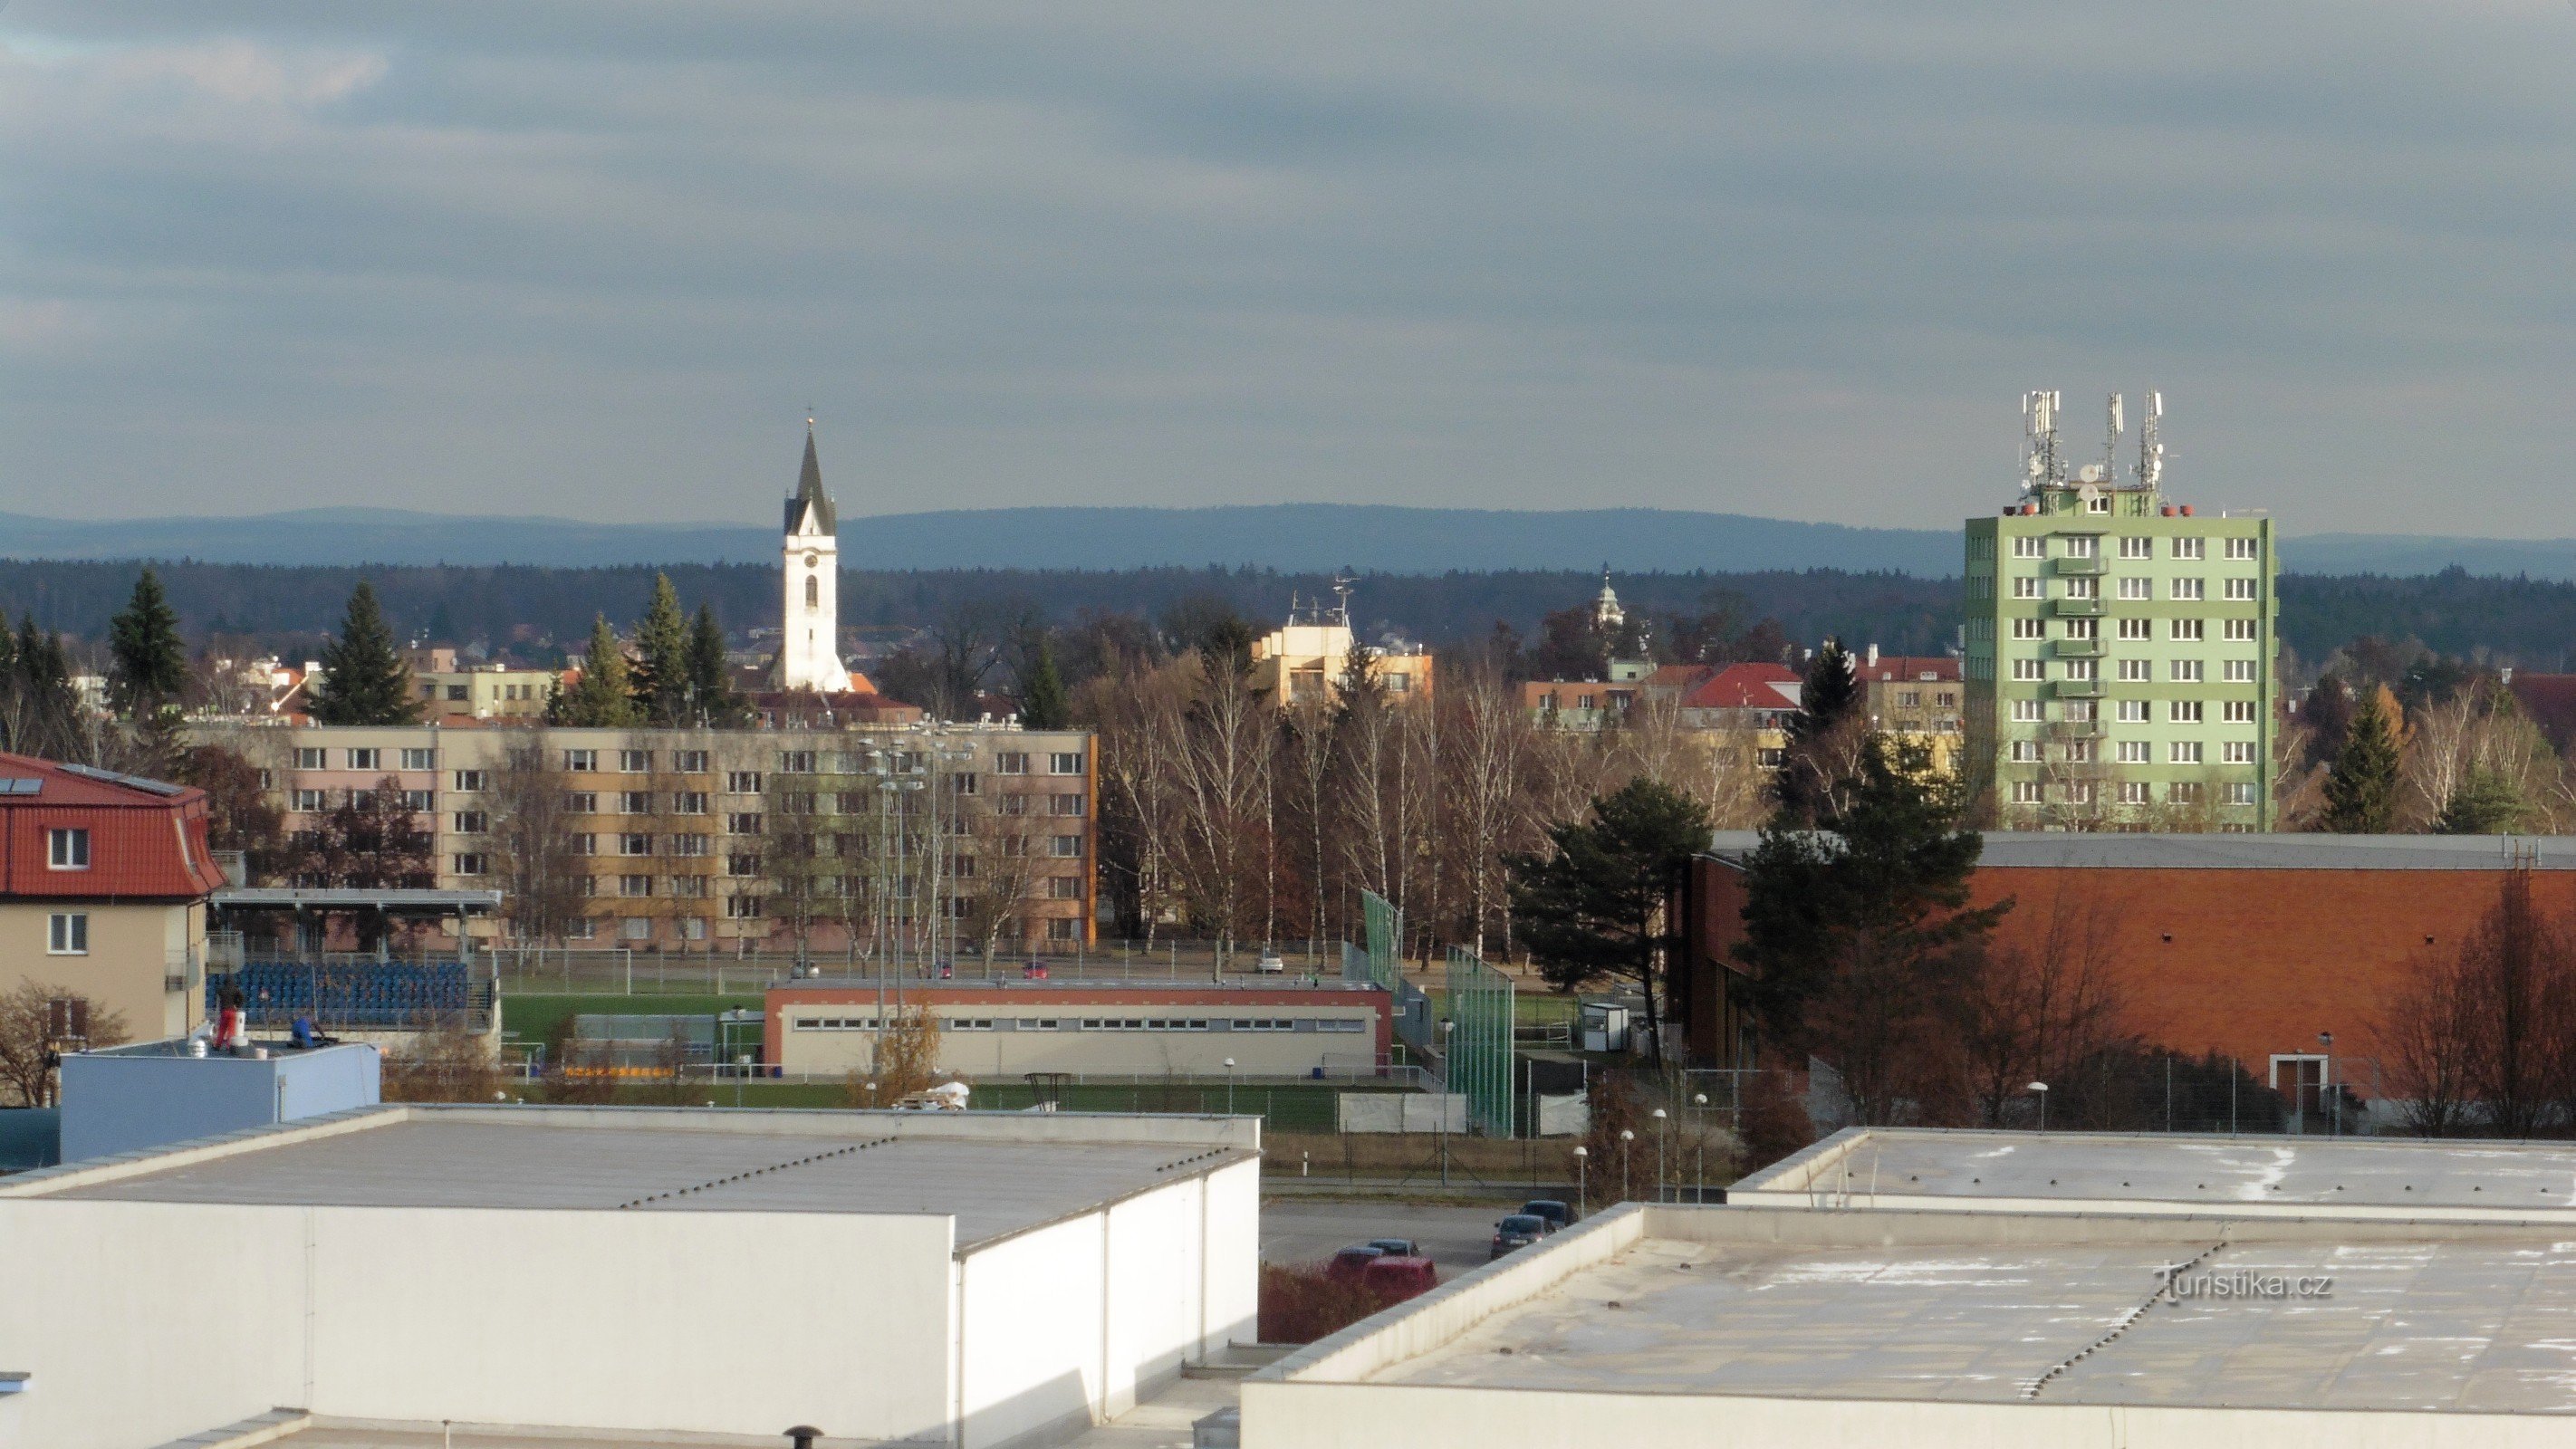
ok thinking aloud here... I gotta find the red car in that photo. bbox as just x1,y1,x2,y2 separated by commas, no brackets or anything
1359,1255,1437,1302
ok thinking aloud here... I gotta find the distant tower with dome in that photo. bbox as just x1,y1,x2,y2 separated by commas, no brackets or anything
1591,565,1625,631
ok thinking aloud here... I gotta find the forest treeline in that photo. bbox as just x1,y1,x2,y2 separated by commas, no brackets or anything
0,558,2569,676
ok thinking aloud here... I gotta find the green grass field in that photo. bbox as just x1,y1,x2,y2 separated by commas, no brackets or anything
501,993,762,1054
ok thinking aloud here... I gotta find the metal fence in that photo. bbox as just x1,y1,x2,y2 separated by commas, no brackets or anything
1356,892,1436,1054
1446,945,1515,1137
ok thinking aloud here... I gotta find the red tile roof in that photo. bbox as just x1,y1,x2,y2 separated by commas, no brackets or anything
1681,664,1802,711
0,753,228,899
1857,655,1960,684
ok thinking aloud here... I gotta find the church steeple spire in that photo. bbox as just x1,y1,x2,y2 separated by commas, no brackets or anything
785,421,837,537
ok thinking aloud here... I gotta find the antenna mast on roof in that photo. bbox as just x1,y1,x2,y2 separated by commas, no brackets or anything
2137,390,2164,490
2104,394,2123,488
2021,390,2062,491
1331,570,1355,629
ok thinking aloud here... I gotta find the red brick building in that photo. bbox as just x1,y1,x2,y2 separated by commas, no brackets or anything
1678,832,2573,1102
0,753,230,1044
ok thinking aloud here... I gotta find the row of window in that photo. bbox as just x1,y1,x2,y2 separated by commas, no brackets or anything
2012,699,2260,724
2010,534,2260,561
2009,659,2262,683
2003,575,2261,601
2011,618,2260,642
2008,740,2261,764
2009,781,2262,806
286,747,1086,779
791,1014,1368,1033
289,788,1087,825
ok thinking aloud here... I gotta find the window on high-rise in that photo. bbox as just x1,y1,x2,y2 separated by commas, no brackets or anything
2013,577,2043,600
2119,536,2153,560
2169,741,2203,764
2118,660,2150,682
2224,619,2258,641
2014,536,2046,559
2170,660,2203,683
2172,578,2205,600
2225,537,2259,560
2170,619,2203,641
2172,537,2206,560
2118,577,2151,600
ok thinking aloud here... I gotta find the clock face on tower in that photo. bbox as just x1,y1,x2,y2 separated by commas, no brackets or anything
804,552,819,568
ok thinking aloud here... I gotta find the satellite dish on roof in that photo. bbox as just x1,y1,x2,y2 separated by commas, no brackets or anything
2077,482,2102,503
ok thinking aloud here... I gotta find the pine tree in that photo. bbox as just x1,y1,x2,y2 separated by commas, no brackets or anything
629,573,692,725
1773,637,1865,825
1017,638,1072,729
2321,686,2403,833
308,582,419,725
1506,778,1713,1064
685,604,745,725
107,568,189,719
552,616,643,727
2436,767,2522,835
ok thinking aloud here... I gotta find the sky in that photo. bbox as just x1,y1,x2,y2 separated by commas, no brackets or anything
3,1,2573,536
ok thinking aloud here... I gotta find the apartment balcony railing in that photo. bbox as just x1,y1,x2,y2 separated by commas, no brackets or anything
2053,556,2107,576
2052,678,2104,699
2052,638,2104,659
2051,598,2104,619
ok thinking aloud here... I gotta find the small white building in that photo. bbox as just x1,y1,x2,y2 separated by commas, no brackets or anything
0,1104,1258,1449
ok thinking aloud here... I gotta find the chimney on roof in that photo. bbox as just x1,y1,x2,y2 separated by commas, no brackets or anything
1866,643,1879,668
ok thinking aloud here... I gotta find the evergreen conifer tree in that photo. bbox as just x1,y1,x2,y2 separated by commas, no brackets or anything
1017,638,1072,729
107,568,188,719
308,582,420,725
630,573,692,725
685,604,745,725
2321,686,2403,833
552,616,643,727
1773,637,1865,825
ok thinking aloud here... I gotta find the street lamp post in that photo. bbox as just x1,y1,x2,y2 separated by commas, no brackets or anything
1650,1108,1669,1204
1619,1128,1635,1204
1224,1057,1236,1117
1692,1092,1709,1204
2030,1081,2050,1133
1572,1145,1589,1219
2319,1032,2337,1136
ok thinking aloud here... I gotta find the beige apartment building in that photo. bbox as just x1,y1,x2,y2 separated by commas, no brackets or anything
192,722,1099,954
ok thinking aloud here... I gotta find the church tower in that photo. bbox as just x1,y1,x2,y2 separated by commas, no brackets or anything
774,422,852,692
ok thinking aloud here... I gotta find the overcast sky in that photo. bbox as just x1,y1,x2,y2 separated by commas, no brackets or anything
3,2,2572,535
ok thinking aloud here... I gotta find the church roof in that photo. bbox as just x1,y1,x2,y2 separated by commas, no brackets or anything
784,427,837,537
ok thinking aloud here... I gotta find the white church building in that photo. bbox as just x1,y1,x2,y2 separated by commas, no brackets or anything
775,423,853,692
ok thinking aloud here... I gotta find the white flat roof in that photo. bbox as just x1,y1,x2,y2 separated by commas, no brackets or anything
1735,1128,2576,1220
6,1105,1254,1249
1288,1205,2576,1415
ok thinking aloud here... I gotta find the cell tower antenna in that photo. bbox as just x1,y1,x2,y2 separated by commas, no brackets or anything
2021,389,2062,490
1331,569,1356,628
2105,393,2124,487
2137,389,2165,490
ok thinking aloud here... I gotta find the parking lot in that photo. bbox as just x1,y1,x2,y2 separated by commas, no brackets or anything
1259,1199,1532,1275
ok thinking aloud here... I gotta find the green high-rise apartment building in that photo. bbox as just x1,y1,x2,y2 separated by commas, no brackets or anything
1963,392,2276,830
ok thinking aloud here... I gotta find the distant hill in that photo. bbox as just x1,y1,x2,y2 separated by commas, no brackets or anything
0,504,2567,581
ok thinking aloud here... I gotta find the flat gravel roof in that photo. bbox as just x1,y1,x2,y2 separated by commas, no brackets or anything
1380,1231,2576,1413
1739,1130,2576,1215
40,1115,1234,1247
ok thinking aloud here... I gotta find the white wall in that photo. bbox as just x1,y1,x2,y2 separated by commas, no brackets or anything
0,1201,308,1449
956,1156,1262,1449
310,1205,956,1441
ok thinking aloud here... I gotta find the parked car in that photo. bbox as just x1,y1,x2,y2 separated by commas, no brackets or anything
1365,1238,1419,1257
1519,1200,1572,1231
1489,1214,1548,1260
1359,1254,1437,1301
1255,950,1286,974
1325,1244,1386,1282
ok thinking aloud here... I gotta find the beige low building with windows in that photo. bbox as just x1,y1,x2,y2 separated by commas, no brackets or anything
765,980,1392,1077
191,722,1099,953
1249,608,1434,705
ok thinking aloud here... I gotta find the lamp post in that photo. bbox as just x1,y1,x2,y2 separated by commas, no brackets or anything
1572,1145,1589,1219
1650,1108,1669,1204
1619,1128,1635,1203
2029,1081,2050,1133
2318,1031,2336,1136
1224,1057,1236,1117
1692,1092,1709,1204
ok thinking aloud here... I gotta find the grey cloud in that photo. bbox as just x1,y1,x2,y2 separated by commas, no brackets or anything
2,1,2573,535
